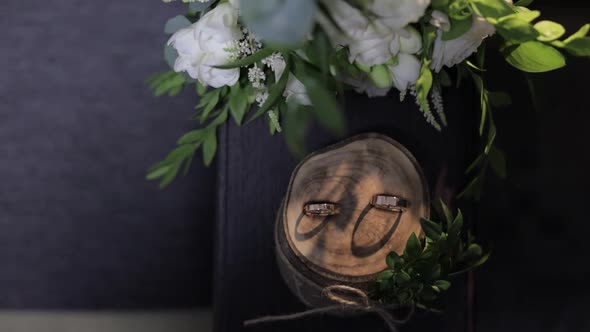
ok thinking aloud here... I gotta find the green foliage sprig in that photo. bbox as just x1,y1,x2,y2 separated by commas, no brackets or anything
373,203,489,311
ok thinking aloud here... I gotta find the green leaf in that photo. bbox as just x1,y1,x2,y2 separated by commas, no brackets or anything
158,162,181,188
377,270,394,281
505,10,540,23
514,0,534,6
303,77,345,137
565,37,590,57
504,41,566,73
497,17,540,43
405,233,422,258
229,86,249,126
195,82,207,96
433,280,451,291
534,21,566,42
488,146,507,178
420,218,443,240
440,201,454,228
146,165,170,180
216,48,276,69
471,0,514,19
443,17,473,41
202,129,218,166
564,24,590,44
177,129,207,145
386,252,397,269
447,210,464,246
449,0,472,20
164,15,192,34
369,64,393,88
471,252,491,268
283,105,312,158
152,73,186,97
397,271,412,283
465,244,483,258
200,89,221,123
415,60,441,130
431,0,450,10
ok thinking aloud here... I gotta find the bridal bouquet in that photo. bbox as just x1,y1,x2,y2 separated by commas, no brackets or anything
148,0,588,188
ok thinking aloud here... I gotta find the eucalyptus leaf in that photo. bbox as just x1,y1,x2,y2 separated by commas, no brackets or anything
164,45,178,70
164,15,192,34
241,0,316,47
188,0,213,13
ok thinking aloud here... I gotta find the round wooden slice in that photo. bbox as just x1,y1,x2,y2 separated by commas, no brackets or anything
282,133,429,282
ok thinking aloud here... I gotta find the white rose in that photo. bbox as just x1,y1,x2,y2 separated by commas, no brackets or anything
430,14,495,72
388,53,421,91
168,3,241,87
367,0,430,30
318,0,400,67
273,56,312,106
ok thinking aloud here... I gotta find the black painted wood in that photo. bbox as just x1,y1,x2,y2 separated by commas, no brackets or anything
215,86,479,332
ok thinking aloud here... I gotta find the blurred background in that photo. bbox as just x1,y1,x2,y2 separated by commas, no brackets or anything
1,0,589,331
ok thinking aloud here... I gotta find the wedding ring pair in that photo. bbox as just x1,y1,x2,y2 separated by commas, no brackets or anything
303,194,409,217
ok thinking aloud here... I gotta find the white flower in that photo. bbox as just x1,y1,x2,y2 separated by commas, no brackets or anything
255,90,269,106
167,3,241,87
430,14,495,72
429,10,451,32
318,0,400,67
261,53,285,73
399,26,422,54
388,53,421,91
247,64,266,89
273,57,312,106
366,0,430,30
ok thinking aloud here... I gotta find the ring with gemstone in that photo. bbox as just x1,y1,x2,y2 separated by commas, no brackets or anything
303,202,339,217
370,194,409,212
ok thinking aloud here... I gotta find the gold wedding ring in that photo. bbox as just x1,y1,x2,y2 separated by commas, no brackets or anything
370,194,409,212
303,202,339,217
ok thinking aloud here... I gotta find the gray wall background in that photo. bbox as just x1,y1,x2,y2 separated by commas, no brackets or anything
0,0,214,308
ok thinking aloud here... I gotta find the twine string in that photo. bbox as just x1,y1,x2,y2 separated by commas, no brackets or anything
244,285,414,331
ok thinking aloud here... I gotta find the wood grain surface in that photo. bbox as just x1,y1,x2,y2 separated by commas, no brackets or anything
283,134,429,280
